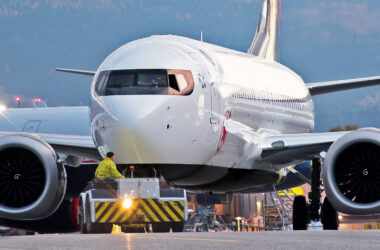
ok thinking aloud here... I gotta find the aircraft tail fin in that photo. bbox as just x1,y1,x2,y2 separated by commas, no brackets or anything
248,0,281,61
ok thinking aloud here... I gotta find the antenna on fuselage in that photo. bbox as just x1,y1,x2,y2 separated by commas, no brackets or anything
200,31,204,42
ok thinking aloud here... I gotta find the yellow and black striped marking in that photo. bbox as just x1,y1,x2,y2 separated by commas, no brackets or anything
94,199,185,224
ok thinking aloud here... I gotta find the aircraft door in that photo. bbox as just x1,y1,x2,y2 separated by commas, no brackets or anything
210,82,221,133
199,73,220,134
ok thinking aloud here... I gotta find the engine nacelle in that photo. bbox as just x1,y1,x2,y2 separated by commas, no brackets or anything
323,128,380,215
0,134,66,220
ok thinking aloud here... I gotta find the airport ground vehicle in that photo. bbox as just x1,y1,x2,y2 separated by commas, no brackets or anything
78,178,187,233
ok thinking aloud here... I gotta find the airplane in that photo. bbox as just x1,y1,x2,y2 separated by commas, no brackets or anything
1,0,380,232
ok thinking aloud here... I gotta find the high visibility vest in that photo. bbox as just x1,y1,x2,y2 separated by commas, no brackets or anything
95,158,124,179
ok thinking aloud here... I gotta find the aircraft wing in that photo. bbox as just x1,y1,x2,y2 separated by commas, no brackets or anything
259,131,347,164
56,68,96,76
40,133,101,160
307,76,380,96
0,132,100,160
224,119,348,165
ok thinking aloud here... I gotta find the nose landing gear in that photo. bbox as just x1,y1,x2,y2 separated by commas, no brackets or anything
292,158,339,230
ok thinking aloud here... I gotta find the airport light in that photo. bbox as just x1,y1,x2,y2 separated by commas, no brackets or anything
15,96,22,107
122,196,133,209
33,97,42,103
256,200,263,216
32,97,47,108
0,104,7,113
235,217,243,232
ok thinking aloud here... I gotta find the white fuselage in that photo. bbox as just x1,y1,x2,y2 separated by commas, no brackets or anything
90,35,314,170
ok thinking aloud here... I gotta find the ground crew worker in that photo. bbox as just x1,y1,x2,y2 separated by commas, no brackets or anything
95,152,124,180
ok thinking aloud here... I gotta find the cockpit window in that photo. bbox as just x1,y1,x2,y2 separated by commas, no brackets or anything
105,71,136,95
95,69,194,96
137,72,167,87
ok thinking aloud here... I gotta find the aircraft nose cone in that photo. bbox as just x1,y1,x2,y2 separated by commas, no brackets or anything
105,96,168,124
92,93,215,165
94,96,170,163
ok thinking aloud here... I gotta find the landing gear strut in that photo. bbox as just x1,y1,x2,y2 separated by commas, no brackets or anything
292,158,339,230
309,158,321,223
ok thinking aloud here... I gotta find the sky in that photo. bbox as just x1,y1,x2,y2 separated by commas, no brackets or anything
0,0,380,131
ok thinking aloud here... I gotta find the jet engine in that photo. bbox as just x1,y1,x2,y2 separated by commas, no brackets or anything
0,134,66,220
323,128,380,215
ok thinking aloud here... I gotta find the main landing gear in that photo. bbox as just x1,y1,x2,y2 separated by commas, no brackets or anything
293,158,339,230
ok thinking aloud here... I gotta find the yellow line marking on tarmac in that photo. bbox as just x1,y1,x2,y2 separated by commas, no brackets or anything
126,233,132,250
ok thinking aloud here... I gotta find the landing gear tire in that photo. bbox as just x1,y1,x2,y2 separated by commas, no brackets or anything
309,159,322,223
83,196,112,234
321,198,339,230
293,195,309,230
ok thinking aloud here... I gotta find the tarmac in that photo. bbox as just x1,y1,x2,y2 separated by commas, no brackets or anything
1,231,380,250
